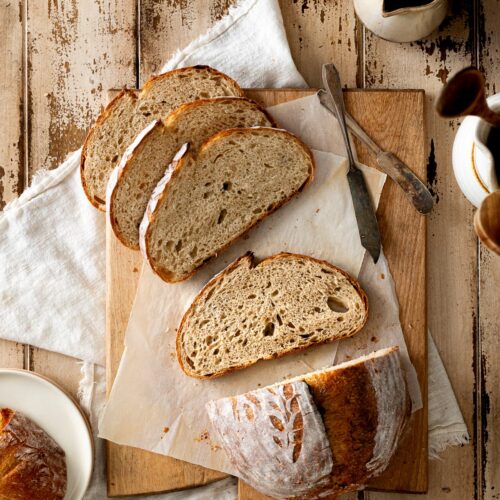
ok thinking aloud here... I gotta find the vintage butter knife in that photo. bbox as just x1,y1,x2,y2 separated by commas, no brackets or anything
322,63,381,263
317,89,433,214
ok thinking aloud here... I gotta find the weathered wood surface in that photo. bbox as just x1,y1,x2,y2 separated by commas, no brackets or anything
1,1,498,499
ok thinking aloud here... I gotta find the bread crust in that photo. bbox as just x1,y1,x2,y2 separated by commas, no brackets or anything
109,97,276,250
176,252,368,379
81,65,244,210
140,127,315,283
206,346,410,499
0,408,67,499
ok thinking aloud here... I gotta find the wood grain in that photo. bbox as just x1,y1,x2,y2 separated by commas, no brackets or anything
362,4,478,499
0,0,26,370
106,88,426,497
24,0,137,408
478,2,500,498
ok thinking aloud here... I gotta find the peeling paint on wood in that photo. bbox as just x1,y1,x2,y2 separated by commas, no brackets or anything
27,0,136,171
478,2,500,498
363,2,478,500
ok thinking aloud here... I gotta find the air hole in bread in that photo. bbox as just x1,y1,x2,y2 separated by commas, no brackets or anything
288,322,295,329
175,240,183,252
189,246,198,258
276,314,283,326
327,297,349,313
314,307,321,313
222,181,231,191
217,209,227,224
213,348,219,355
263,322,275,337
248,294,256,299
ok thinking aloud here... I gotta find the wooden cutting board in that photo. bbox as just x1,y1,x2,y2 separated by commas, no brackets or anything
106,88,427,497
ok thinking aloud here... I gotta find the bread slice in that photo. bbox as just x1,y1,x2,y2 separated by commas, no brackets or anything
140,128,315,283
108,98,274,250
81,66,243,210
177,252,368,378
206,346,410,499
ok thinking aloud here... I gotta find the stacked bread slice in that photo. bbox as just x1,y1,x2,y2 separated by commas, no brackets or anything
81,66,244,210
108,97,275,250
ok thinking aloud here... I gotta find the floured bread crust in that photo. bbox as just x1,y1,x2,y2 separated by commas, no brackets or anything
206,381,333,499
207,346,410,499
81,65,244,210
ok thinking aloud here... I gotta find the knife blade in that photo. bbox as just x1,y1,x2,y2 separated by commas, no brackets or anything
322,63,381,263
317,89,434,214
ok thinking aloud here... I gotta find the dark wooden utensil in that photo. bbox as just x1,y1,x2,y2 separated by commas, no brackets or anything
474,191,500,255
436,67,500,126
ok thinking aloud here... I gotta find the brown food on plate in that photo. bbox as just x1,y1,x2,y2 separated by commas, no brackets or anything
0,408,67,499
177,252,368,378
81,65,244,210
206,346,410,499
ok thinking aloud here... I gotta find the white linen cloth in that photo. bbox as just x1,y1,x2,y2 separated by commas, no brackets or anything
0,0,468,497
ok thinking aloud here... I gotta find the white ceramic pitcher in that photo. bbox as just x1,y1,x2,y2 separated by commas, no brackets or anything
452,93,500,208
353,0,448,43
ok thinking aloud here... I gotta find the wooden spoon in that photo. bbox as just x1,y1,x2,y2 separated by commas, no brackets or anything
474,191,500,255
436,67,500,127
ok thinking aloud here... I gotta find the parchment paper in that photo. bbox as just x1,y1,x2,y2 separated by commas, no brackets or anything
99,95,422,476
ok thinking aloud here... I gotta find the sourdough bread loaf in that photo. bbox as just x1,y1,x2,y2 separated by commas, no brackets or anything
206,346,410,499
140,128,315,283
81,65,243,210
108,97,274,249
177,252,368,378
0,408,67,499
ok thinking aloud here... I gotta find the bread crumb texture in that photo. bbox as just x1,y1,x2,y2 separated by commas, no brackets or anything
145,128,314,282
81,66,243,209
178,253,367,378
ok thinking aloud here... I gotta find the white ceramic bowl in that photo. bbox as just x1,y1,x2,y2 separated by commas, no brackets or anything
0,369,94,499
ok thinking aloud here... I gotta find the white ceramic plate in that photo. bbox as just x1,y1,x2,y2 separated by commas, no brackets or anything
0,369,94,499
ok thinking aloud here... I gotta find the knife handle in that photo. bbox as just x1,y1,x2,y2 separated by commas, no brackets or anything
376,152,434,214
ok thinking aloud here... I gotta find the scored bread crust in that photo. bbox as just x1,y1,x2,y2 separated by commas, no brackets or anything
206,346,410,499
139,127,315,283
80,65,245,211
176,252,368,379
108,97,277,250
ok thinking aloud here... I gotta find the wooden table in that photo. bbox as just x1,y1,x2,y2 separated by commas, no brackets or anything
0,2,498,499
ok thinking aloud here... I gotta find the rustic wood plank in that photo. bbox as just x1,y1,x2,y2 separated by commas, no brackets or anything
0,0,26,369
25,0,137,407
362,4,477,499
140,0,235,82
278,0,360,87
478,1,500,498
